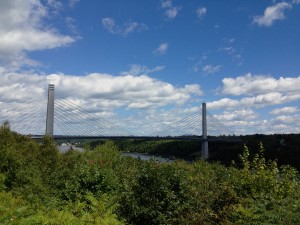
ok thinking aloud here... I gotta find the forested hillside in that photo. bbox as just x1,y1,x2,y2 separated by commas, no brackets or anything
98,134,300,169
1,123,300,224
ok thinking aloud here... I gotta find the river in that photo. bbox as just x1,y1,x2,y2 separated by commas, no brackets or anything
122,152,173,163
57,145,172,162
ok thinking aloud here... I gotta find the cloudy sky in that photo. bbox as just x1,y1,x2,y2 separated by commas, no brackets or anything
0,0,300,135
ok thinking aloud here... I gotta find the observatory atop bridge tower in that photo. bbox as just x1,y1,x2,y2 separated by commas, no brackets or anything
45,84,55,136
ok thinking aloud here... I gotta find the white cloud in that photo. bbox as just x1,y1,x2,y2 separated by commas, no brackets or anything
207,73,300,134
268,114,300,133
196,7,207,18
203,64,221,74
182,84,203,96
209,109,300,135
0,29,74,52
46,0,63,14
65,17,78,34
120,64,165,76
69,0,80,8
0,70,202,109
2,69,299,135
270,106,299,114
253,2,292,27
208,92,300,110
207,98,239,109
221,73,300,96
161,0,181,19
102,17,147,36
0,72,45,103
211,109,259,134
239,92,288,107
124,22,139,34
116,106,206,136
219,46,235,55
192,61,202,73
0,70,204,135
214,109,257,121
161,0,172,8
190,53,208,72
273,115,300,124
0,0,75,69
165,8,180,19
219,39,243,65
153,43,169,55
102,18,116,33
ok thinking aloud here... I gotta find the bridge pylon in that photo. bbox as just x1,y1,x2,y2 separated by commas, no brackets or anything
45,84,55,136
202,102,209,159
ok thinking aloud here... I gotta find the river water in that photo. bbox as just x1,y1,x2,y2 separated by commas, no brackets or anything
122,152,173,163
57,145,172,162
57,145,83,152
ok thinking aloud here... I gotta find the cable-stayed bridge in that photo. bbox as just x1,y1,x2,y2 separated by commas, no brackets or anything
0,84,239,159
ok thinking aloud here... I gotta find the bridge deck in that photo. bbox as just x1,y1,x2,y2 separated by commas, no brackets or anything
30,135,241,142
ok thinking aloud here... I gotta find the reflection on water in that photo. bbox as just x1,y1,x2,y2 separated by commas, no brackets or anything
57,145,172,163
57,145,83,152
122,152,173,163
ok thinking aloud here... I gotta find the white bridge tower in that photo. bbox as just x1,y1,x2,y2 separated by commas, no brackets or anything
45,84,55,136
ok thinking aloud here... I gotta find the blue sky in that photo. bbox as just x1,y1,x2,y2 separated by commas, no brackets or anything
0,0,300,135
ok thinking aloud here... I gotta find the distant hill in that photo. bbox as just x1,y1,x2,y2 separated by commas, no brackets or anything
101,134,300,169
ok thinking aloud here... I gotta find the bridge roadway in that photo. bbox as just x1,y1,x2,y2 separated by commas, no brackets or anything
30,135,241,143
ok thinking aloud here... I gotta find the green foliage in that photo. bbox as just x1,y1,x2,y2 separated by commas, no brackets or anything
58,141,121,201
0,173,5,191
230,143,300,224
114,139,201,157
240,133,300,170
0,191,30,224
1,124,300,224
0,123,17,176
179,160,238,224
0,191,124,224
59,161,118,201
119,160,190,225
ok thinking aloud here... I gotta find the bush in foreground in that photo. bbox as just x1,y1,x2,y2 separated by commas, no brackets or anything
0,123,299,224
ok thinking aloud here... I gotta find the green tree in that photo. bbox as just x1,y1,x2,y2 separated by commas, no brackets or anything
230,143,300,224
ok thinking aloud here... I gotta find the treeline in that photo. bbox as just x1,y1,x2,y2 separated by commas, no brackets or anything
1,124,300,224
89,134,300,169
